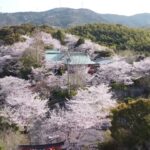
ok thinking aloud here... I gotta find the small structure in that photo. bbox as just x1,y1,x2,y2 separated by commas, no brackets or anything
18,141,65,150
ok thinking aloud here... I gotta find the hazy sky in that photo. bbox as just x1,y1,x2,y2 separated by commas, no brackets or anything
0,0,150,16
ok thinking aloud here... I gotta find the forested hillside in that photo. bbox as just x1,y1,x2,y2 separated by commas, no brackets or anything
68,24,150,53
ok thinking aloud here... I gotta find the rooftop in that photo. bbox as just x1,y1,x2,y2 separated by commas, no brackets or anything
45,50,95,65
45,49,113,65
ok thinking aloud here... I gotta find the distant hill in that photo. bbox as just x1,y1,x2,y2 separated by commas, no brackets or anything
0,8,150,27
101,13,150,27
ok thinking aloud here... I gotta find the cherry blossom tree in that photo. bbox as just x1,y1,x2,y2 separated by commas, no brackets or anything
90,60,134,85
29,84,116,146
133,57,150,78
0,76,48,127
40,32,66,49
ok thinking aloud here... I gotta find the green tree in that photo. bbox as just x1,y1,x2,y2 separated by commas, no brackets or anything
111,99,150,149
52,30,65,45
0,27,21,45
75,37,85,47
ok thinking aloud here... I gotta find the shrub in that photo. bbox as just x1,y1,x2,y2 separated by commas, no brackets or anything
94,49,114,58
20,55,41,79
0,117,24,150
111,82,128,90
0,117,18,132
44,44,54,50
48,87,77,109
0,130,29,150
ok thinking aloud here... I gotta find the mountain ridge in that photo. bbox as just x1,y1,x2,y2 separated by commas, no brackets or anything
0,7,150,28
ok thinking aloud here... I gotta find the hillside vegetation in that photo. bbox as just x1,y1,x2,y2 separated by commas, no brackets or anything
2,23,150,54
68,24,150,53
0,24,56,45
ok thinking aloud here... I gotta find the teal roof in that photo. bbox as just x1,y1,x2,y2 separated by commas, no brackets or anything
64,53,95,65
45,50,95,65
45,53,64,62
45,50,112,65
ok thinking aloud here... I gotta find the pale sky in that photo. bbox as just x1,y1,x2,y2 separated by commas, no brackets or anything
0,0,150,16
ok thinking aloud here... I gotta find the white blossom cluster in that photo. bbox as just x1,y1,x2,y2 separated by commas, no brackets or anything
91,60,133,85
90,57,150,85
0,76,48,126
